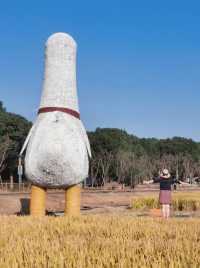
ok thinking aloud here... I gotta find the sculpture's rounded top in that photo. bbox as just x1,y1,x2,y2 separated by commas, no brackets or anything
46,32,77,48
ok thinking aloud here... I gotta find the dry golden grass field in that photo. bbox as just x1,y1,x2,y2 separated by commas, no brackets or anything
131,191,200,211
0,215,200,268
1,190,200,267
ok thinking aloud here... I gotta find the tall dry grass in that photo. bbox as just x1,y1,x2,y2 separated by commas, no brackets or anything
0,215,200,267
131,192,200,211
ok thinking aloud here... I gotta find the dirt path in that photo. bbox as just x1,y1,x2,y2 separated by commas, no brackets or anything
0,190,150,215
1,188,199,216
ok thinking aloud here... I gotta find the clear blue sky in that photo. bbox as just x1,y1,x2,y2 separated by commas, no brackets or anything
0,1,200,140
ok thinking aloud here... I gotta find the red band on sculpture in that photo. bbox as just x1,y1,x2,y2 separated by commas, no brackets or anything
38,107,80,119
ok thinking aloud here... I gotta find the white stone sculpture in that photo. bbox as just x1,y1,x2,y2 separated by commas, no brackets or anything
20,32,91,189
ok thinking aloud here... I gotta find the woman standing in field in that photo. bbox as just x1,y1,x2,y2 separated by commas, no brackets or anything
145,169,184,219
153,169,174,219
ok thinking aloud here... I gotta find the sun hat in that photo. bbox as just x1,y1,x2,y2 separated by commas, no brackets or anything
161,169,170,179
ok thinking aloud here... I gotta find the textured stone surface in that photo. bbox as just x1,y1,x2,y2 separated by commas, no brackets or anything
22,32,91,188
40,33,79,111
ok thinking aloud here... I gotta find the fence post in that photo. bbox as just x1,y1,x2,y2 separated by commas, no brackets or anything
10,175,14,190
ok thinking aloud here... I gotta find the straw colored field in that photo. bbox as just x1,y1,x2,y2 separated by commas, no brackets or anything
0,216,200,267
131,192,200,211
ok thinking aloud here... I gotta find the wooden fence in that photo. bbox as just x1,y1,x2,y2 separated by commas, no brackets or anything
0,183,32,192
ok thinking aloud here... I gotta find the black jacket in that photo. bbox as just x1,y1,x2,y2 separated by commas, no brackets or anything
153,177,180,191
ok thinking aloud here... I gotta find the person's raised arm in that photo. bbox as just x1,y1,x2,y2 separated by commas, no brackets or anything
178,180,191,186
153,177,162,183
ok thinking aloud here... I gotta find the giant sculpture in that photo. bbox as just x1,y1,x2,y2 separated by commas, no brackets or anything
20,32,91,216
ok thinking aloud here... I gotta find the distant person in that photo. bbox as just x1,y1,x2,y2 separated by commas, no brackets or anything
154,169,175,219
144,169,186,219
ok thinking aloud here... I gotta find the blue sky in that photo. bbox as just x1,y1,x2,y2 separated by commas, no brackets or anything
0,1,200,140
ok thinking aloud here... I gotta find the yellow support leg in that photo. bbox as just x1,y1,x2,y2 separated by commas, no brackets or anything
30,185,46,216
65,184,81,216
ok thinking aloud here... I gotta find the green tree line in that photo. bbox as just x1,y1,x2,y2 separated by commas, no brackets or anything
0,101,32,181
88,128,200,186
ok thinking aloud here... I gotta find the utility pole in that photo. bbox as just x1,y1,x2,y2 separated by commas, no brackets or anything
176,155,179,180
18,157,23,185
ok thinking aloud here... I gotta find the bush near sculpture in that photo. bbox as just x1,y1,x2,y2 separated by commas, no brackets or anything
131,192,200,211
